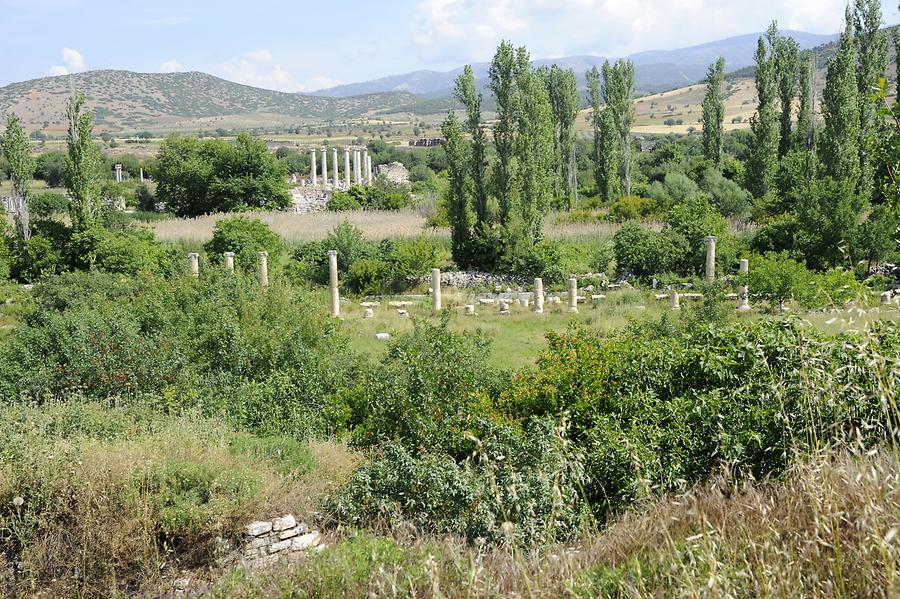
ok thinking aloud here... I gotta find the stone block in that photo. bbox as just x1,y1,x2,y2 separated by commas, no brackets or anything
246,521,272,537
291,532,321,551
246,536,271,550
375,333,391,341
272,515,297,531
269,539,293,553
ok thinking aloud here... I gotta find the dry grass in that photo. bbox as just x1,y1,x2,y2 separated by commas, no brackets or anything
214,449,900,598
150,210,440,244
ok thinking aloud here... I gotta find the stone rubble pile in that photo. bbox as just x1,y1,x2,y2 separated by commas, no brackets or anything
241,515,322,568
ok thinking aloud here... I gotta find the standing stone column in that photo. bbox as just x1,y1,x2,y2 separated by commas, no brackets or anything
115,164,123,183
366,155,373,184
332,148,339,187
224,252,235,271
431,268,442,314
328,250,340,317
669,288,681,310
534,277,544,314
568,277,579,313
362,149,369,183
310,150,318,186
258,252,269,287
140,168,144,183
321,149,328,185
188,252,199,277
737,258,751,312
354,150,362,185
344,149,351,189
705,236,717,282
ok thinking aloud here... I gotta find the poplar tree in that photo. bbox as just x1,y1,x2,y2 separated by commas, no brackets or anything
515,65,555,243
747,23,781,198
65,93,103,230
610,60,636,196
3,115,34,244
795,50,816,152
852,0,888,199
441,110,474,265
701,57,726,166
820,10,861,185
488,41,520,226
586,66,604,195
453,65,488,224
541,65,580,209
596,61,622,200
776,36,800,158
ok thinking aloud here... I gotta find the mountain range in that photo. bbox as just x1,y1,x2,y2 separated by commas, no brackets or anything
307,30,837,98
0,29,852,134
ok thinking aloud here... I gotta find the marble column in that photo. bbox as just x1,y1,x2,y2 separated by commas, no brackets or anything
432,268,442,313
354,150,362,185
328,250,340,317
534,278,544,314
321,149,328,185
669,288,681,310
737,258,751,312
362,150,369,183
568,278,578,313
333,148,339,187
310,150,317,186
188,252,199,277
224,252,235,271
366,155,373,184
258,252,269,287
705,236,717,282
344,149,351,189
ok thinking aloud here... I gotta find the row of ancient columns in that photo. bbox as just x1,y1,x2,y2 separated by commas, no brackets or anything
187,252,269,286
310,148,373,188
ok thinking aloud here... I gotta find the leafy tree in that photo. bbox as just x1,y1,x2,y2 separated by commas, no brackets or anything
795,50,816,153
441,110,474,266
454,65,488,224
820,10,861,187
586,66,605,197
156,133,289,217
541,65,581,209
700,168,751,216
852,0,888,200
514,63,555,245
64,94,103,231
775,36,800,158
749,252,814,311
747,23,781,198
666,195,729,275
3,115,34,243
701,57,726,166
34,151,66,187
488,41,521,226
204,217,286,274
794,176,866,269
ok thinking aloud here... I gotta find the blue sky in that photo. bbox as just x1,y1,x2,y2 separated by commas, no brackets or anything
2,0,898,91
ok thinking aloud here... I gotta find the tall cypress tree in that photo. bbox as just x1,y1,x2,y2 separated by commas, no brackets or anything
65,93,103,231
611,60,636,196
453,65,488,224
776,36,800,158
747,23,781,198
820,10,861,185
701,57,726,166
515,64,555,244
852,0,888,199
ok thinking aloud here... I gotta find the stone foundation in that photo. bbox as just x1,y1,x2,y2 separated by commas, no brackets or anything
241,515,322,568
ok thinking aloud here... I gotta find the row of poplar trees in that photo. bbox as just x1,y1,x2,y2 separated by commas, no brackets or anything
442,42,582,269
443,41,634,269
696,0,894,270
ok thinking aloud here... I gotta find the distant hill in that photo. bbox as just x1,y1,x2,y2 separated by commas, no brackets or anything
310,30,837,99
0,70,419,134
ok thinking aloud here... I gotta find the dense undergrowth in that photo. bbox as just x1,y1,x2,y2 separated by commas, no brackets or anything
0,270,899,596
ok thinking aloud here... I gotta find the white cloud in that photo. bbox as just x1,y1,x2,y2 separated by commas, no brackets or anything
217,49,298,92
48,46,86,76
295,76,344,93
159,60,184,73
409,0,880,63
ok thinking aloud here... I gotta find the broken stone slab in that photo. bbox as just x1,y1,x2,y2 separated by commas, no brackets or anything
592,294,606,301
246,521,273,537
375,333,391,341
397,309,409,317
272,515,296,532
363,308,374,319
360,301,381,308
389,301,413,308
464,305,476,315
478,298,495,305
269,539,293,554
279,527,300,540
291,532,321,551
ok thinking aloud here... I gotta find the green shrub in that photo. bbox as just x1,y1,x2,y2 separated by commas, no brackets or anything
28,191,68,218
700,168,751,217
95,228,171,276
346,258,392,296
11,235,63,282
327,192,362,211
749,252,815,311
203,217,286,274
612,223,682,279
